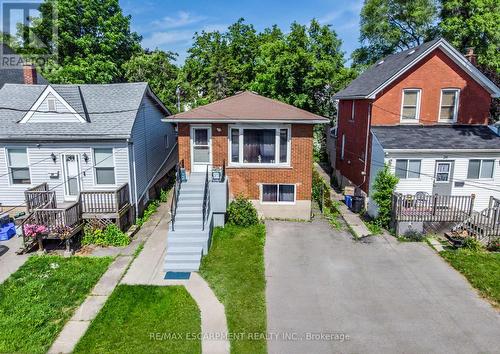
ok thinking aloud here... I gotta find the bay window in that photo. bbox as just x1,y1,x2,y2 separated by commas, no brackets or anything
229,125,290,165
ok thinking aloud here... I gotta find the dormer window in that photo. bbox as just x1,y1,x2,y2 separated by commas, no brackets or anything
439,89,459,123
47,98,56,112
400,89,421,122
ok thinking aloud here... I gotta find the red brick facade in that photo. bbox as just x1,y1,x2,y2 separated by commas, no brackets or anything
336,47,493,193
371,49,491,125
177,123,313,200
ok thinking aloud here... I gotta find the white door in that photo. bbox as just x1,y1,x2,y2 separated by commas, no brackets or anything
433,161,454,195
62,154,81,200
191,126,212,173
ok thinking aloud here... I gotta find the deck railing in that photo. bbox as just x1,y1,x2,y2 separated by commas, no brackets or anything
25,183,56,212
202,164,211,231
453,196,500,244
80,183,130,214
392,193,475,223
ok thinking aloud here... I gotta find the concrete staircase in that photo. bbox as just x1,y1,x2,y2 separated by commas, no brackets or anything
165,172,211,272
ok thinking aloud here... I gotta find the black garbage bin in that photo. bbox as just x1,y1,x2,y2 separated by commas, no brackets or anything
350,196,364,214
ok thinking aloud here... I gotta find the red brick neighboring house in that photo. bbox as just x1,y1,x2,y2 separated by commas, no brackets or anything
166,91,328,219
332,38,500,213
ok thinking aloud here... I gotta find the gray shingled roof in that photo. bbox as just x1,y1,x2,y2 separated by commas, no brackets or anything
372,125,500,150
0,82,165,140
334,39,443,99
0,44,48,87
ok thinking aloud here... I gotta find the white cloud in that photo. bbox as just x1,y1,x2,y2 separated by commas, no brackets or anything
152,11,206,29
142,30,194,49
318,1,363,25
201,23,229,33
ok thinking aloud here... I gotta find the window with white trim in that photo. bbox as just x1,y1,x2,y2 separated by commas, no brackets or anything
94,148,115,185
439,89,459,122
262,184,295,203
395,159,421,179
229,126,290,165
401,89,421,121
467,159,494,179
7,148,30,184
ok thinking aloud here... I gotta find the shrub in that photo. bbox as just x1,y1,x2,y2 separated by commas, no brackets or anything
399,229,425,242
487,238,500,252
462,237,484,252
136,200,160,227
159,188,169,203
371,164,399,229
227,196,259,227
82,224,130,247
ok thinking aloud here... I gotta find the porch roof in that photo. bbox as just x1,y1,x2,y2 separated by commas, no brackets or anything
166,91,329,124
372,125,500,151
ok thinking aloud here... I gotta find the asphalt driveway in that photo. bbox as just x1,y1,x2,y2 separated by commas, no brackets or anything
265,219,500,354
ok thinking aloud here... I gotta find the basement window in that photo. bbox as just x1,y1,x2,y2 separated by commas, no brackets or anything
261,184,296,204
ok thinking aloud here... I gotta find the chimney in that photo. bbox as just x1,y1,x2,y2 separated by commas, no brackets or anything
465,47,477,66
23,63,37,84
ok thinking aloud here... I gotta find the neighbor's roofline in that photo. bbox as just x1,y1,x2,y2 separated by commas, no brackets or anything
336,38,500,100
162,118,330,124
383,148,500,153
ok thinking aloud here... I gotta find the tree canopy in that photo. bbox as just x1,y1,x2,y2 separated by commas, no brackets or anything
22,0,141,83
440,0,500,72
352,0,439,66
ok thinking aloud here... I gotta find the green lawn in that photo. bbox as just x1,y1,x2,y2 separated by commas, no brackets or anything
0,255,112,353
199,224,267,354
74,285,201,354
441,250,500,308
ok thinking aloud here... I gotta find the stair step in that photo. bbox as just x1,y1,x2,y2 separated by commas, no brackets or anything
166,246,203,255
175,214,202,221
177,206,203,213
164,262,200,272
173,223,204,231
165,254,201,262
178,199,203,207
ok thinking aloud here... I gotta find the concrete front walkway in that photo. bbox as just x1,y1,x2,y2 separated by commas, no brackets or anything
265,219,500,354
49,204,169,354
0,235,29,284
122,210,230,354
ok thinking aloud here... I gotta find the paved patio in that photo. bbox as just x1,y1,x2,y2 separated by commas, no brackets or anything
265,219,500,354
0,235,29,284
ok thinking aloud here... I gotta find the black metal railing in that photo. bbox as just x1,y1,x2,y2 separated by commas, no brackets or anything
170,162,183,231
202,164,211,231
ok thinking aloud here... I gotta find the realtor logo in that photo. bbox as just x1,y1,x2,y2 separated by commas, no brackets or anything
0,1,58,69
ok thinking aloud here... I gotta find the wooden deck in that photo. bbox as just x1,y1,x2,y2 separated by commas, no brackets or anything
21,183,132,252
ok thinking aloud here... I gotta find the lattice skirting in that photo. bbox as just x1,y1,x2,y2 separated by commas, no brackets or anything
86,218,115,230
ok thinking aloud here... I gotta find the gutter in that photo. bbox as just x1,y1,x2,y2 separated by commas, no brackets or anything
384,148,500,153
162,118,330,124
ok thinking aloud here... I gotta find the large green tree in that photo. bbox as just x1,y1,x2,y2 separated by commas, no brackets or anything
22,0,141,83
251,20,355,118
182,18,258,105
352,0,439,66
123,50,180,112
440,0,500,72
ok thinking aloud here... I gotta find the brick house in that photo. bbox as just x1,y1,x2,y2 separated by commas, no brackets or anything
331,38,500,215
167,91,328,220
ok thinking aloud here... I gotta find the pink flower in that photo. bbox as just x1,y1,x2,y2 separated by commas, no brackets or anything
24,224,48,238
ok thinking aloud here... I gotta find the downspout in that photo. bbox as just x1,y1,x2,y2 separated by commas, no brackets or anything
128,139,139,220
361,102,373,190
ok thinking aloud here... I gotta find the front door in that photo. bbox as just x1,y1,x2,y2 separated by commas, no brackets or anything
62,154,81,200
433,161,454,195
191,126,212,173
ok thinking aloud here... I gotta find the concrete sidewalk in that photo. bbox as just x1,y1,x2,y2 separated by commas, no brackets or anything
0,236,29,284
314,163,371,238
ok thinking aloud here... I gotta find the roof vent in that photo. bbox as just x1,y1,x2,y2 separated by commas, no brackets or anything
407,49,416,56
377,60,384,66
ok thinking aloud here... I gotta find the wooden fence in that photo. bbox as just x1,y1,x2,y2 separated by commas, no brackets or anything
80,183,130,214
392,193,475,223
25,183,56,212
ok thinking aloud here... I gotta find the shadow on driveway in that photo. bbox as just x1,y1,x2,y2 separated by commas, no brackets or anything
265,219,500,354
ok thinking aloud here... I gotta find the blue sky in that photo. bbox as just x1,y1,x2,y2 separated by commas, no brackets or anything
120,0,364,65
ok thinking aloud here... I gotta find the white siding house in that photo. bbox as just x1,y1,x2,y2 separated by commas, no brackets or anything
368,126,500,216
0,83,177,218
